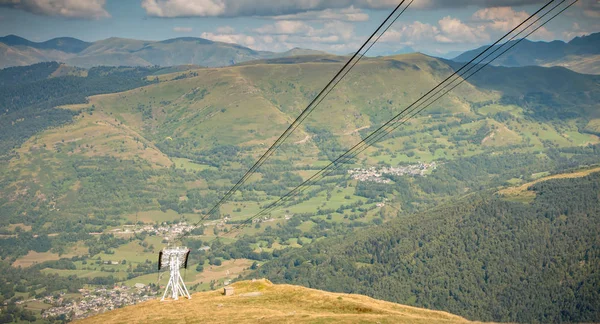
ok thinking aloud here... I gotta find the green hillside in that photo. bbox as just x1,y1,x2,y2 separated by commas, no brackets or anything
2,53,599,245
1,53,599,322
250,171,600,323
0,62,162,157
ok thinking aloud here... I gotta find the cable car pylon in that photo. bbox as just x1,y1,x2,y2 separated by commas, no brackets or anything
158,246,191,301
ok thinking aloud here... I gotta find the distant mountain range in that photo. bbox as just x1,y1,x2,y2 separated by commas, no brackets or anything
364,46,416,57
453,32,600,74
2,32,599,73
0,35,327,69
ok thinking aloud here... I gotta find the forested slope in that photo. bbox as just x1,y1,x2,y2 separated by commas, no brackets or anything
250,172,600,322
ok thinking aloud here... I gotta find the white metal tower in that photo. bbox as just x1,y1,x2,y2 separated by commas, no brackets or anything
159,246,191,301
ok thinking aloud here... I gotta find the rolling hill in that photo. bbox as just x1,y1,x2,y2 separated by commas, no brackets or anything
2,53,599,226
0,35,327,69
0,34,91,53
452,32,600,74
77,279,473,324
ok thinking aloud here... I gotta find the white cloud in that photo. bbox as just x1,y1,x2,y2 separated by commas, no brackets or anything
158,1,581,55
525,25,554,41
562,22,594,40
200,18,360,53
323,21,355,40
437,16,489,43
140,0,388,17
379,17,489,47
272,6,369,22
379,21,440,45
254,20,356,44
255,20,314,35
216,26,235,34
379,5,560,48
412,0,547,10
140,0,551,18
472,6,553,41
173,26,193,33
141,0,225,17
0,0,109,19
575,0,600,18
472,6,529,32
200,31,256,47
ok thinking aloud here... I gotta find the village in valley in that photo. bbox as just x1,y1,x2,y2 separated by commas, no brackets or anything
4,161,435,322
348,162,437,183
35,285,157,321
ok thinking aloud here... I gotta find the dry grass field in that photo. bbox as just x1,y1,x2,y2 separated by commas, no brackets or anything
498,166,600,199
12,251,63,268
78,279,476,324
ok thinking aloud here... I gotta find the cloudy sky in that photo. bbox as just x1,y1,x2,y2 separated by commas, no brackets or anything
0,0,598,56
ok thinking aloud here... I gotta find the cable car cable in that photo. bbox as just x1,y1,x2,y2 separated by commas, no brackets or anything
176,0,414,242
228,0,573,232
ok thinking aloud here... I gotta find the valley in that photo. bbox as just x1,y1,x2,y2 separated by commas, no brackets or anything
1,52,599,322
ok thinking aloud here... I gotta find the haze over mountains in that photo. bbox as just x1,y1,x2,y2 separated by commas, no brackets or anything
453,32,600,74
0,35,326,69
2,32,599,74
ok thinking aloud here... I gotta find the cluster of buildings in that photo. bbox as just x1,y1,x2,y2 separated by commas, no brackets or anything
348,162,437,183
113,217,234,240
41,285,157,321
115,221,199,239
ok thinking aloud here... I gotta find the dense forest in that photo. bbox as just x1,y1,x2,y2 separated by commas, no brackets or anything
250,173,600,323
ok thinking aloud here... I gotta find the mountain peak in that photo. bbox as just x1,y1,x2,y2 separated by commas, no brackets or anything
0,34,90,53
159,37,214,45
0,34,35,46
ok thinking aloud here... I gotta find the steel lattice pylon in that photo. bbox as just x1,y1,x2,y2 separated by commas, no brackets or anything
159,246,191,301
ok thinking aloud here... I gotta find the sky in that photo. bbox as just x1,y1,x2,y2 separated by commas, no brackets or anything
0,0,598,56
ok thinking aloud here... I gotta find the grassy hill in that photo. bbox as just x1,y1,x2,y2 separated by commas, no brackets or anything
453,32,600,74
2,53,599,237
0,62,162,157
78,279,473,324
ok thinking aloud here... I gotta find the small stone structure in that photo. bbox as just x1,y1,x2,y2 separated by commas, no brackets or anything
223,286,234,296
